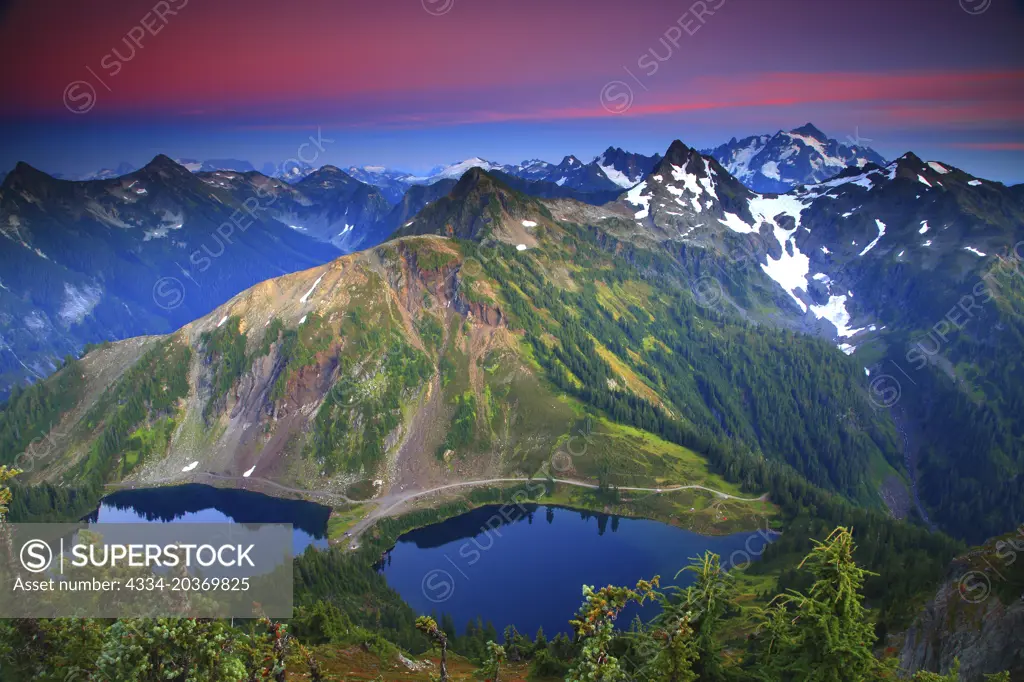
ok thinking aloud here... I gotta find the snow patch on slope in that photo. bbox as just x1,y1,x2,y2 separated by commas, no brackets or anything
597,162,637,189
809,295,863,338
58,283,102,326
625,182,650,220
300,273,326,304
858,219,886,256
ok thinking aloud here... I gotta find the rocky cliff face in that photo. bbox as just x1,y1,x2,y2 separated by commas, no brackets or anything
899,529,1024,680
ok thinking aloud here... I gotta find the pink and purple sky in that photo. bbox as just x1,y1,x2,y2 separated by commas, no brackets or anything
1,0,1023,181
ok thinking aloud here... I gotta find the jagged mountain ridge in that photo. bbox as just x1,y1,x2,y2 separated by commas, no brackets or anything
312,147,662,200
28,123,880,198
702,123,887,193
0,156,407,396
616,140,1021,348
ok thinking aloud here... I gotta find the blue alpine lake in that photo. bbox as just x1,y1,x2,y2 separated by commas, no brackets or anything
86,484,331,556
381,504,774,636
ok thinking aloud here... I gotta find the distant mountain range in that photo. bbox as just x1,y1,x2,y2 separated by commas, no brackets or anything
345,147,662,198
0,125,1001,405
701,123,887,193
35,124,882,197
0,157,345,393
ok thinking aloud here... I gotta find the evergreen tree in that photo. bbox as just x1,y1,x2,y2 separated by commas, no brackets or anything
415,616,449,682
0,465,19,520
646,614,699,682
567,578,659,682
479,640,506,682
753,527,880,681
533,625,547,654
501,624,524,661
677,551,731,680
95,619,248,682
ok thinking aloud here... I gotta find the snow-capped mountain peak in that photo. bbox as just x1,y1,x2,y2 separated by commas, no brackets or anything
702,124,886,193
410,157,506,184
594,146,663,189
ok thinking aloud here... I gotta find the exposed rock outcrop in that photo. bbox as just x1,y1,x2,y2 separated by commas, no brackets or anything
899,529,1024,680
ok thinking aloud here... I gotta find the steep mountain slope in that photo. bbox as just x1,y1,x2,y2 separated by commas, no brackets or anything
0,157,405,396
489,170,622,205
703,123,886,193
395,168,550,244
540,155,621,193
291,167,393,247
614,139,1024,543
376,179,459,237
194,166,393,251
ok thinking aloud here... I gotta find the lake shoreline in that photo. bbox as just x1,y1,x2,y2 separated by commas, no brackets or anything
379,501,777,636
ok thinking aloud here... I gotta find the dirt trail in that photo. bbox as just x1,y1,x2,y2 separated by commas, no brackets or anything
343,477,768,547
